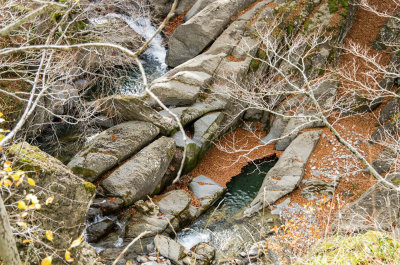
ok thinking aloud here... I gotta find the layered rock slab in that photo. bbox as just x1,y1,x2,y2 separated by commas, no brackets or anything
166,0,260,67
68,121,159,182
101,136,176,205
245,130,321,216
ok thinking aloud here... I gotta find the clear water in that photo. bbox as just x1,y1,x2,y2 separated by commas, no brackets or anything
176,158,278,259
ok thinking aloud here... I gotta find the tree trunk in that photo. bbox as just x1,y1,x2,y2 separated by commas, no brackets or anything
0,196,21,265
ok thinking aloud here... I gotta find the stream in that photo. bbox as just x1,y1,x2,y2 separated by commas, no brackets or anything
176,158,279,260
90,12,167,94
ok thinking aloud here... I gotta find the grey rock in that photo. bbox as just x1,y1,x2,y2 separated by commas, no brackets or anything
184,0,214,21
68,121,159,182
191,242,216,265
193,112,225,148
125,213,175,238
159,96,227,127
86,219,116,243
156,190,192,216
166,0,259,67
149,80,201,106
154,235,187,265
97,95,174,133
333,172,400,238
300,177,336,201
259,116,289,145
378,98,400,125
275,112,324,151
6,142,95,255
371,122,400,142
189,175,226,211
101,137,176,206
372,148,395,174
92,197,125,215
137,256,149,263
245,131,321,216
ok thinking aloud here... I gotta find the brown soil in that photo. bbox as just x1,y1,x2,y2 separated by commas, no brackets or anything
191,122,282,187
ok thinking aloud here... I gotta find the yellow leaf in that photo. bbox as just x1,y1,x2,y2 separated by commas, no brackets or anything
34,203,41,210
65,250,74,262
3,178,12,188
22,239,32,244
46,230,53,242
21,212,28,218
27,178,36,186
3,161,11,167
11,174,20,181
41,256,52,265
18,201,26,210
4,167,12,172
45,196,54,205
26,194,39,204
16,222,27,229
0,112,3,117
69,236,81,249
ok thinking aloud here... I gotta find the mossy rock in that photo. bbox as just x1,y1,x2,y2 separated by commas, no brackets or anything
300,231,400,264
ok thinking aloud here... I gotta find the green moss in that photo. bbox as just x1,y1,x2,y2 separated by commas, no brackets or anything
83,182,96,194
71,166,96,179
328,0,349,14
300,231,400,265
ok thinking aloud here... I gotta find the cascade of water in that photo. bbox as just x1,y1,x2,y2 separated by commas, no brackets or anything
89,12,167,94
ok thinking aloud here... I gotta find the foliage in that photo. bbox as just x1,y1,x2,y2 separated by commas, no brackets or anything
299,231,400,264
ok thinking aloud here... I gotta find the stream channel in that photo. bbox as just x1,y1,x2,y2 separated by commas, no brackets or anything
176,158,278,260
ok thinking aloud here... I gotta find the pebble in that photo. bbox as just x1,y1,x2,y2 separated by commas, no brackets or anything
148,257,158,261
137,256,149,263
240,252,247,258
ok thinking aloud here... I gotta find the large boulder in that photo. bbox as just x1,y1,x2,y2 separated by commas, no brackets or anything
97,95,175,133
6,142,96,263
101,136,176,205
245,130,321,216
166,0,258,67
67,121,159,182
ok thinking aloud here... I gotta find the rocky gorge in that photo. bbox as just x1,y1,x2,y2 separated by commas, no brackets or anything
2,0,400,264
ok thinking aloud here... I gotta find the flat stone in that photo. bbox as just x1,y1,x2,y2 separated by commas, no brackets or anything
189,175,226,210
156,190,192,216
150,80,201,106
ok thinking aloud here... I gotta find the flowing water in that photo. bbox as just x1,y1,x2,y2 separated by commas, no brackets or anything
90,12,167,94
176,158,279,261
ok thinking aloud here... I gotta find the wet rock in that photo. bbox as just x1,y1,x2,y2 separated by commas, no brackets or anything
191,242,216,265
166,0,258,67
154,235,187,265
68,121,159,182
245,131,321,216
88,207,103,223
189,175,226,211
125,212,176,239
92,197,125,215
156,190,192,216
101,137,176,206
87,219,117,243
